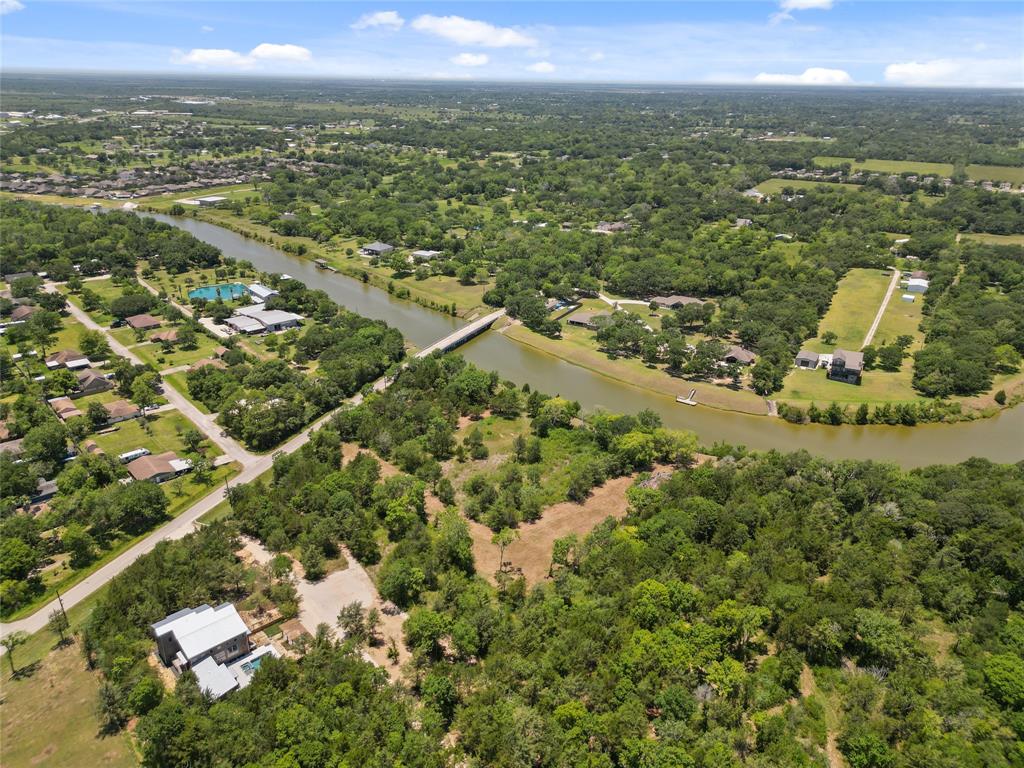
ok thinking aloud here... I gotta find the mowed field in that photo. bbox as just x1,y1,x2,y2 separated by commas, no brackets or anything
815,156,1024,185
779,272,925,406
962,232,1024,246
1,641,137,768
802,268,892,353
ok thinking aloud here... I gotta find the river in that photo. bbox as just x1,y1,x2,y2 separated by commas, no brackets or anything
145,213,1023,467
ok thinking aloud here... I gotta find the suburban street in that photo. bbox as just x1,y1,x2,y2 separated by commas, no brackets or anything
0,287,391,640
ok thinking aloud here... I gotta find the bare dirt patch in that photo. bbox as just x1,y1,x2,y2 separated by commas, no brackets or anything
468,473,637,585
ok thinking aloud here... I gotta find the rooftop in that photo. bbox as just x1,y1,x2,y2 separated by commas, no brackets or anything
151,603,249,663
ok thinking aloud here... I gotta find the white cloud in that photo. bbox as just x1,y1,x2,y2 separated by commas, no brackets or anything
780,0,833,10
200,25,214,33
588,51,606,62
527,61,556,74
451,52,489,67
0,0,25,15
884,56,1023,87
351,10,404,30
175,42,312,69
177,48,253,68
249,43,312,62
411,14,536,48
771,0,832,24
754,67,853,85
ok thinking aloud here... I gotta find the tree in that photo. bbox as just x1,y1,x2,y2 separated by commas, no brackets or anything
48,608,70,644
491,527,519,574
182,427,205,454
48,368,78,397
131,371,158,412
984,653,1024,710
1,631,27,676
337,601,368,645
21,421,68,477
63,522,96,568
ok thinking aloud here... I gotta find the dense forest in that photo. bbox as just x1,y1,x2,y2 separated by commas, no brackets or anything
80,354,1024,767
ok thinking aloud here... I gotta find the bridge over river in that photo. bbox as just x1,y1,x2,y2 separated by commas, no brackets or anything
416,309,507,358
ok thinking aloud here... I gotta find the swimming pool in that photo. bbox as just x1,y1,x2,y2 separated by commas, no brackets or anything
188,282,248,301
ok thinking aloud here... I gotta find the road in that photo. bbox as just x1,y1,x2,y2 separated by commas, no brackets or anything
862,267,901,349
0,394,363,639
1,285,477,641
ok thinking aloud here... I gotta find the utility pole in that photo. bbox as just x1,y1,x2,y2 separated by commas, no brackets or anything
55,586,69,625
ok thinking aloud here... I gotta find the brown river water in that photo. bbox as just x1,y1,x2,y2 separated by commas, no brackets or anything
146,213,1023,468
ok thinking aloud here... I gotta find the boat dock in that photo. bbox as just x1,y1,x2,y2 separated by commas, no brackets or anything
676,388,698,406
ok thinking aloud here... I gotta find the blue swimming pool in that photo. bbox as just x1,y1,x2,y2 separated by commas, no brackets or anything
188,282,248,301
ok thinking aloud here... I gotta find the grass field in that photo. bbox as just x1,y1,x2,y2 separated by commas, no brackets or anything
803,268,892,353
88,410,221,459
777,363,921,407
872,292,924,349
130,333,222,370
962,232,1024,246
1,641,137,768
815,156,954,177
814,156,1024,185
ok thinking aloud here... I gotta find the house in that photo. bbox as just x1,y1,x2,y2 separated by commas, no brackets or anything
411,249,441,262
828,349,864,384
8,304,40,323
361,241,395,257
192,643,280,700
566,311,610,330
194,195,227,207
247,283,278,302
734,218,753,228
742,188,766,201
594,220,630,234
127,450,192,482
246,309,303,332
189,358,227,372
45,349,91,370
225,315,265,334
150,329,179,344
104,400,142,424
909,270,929,280
74,368,114,398
795,350,820,369
724,345,756,365
50,397,84,421
151,603,250,671
3,271,34,284
650,295,704,309
126,313,162,330
904,278,929,293
0,438,24,456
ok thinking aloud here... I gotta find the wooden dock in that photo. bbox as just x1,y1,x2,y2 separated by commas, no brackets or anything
676,388,698,406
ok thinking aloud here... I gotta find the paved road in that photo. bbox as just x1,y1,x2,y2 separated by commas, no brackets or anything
862,267,901,349
2,288,487,641
55,289,254,465
0,397,361,639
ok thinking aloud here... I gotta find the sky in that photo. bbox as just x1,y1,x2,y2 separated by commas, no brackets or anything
1,1,1022,87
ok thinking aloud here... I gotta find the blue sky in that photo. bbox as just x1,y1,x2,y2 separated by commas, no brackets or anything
1,1,1022,87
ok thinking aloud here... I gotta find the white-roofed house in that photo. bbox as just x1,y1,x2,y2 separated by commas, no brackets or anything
151,603,250,671
247,283,279,302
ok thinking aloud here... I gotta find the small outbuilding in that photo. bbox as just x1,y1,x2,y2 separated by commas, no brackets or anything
795,350,820,369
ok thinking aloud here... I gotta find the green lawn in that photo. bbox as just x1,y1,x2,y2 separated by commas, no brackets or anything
88,410,222,459
130,333,221,370
1,641,137,768
873,293,924,349
962,232,1024,246
777,364,921,407
815,156,954,177
965,164,1024,185
814,156,1023,184
163,371,211,413
804,268,892,353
